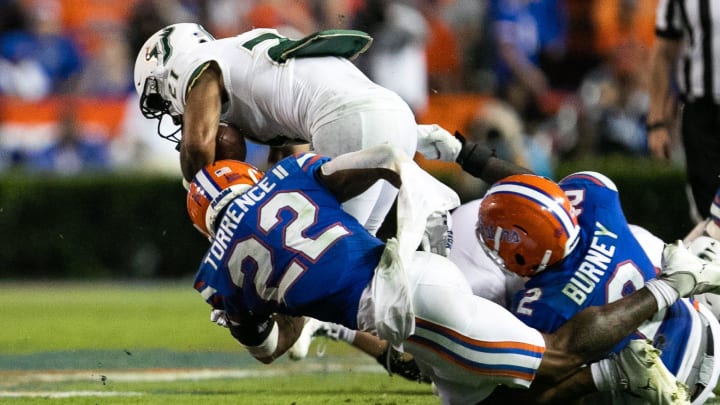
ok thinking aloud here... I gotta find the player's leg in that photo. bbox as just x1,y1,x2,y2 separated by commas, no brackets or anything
352,109,418,234
312,108,417,235
339,183,384,234
688,303,720,404
286,317,430,382
287,318,380,361
287,319,379,361
681,100,720,221
403,251,546,404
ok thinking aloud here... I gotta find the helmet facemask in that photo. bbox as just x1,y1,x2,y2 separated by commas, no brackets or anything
138,77,183,144
475,221,509,271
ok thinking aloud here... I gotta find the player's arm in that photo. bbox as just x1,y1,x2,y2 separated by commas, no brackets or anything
477,290,652,402
454,133,534,183
478,288,668,404
267,144,310,166
538,238,717,382
646,36,681,160
318,144,405,202
536,287,659,383
180,62,225,181
226,312,306,364
480,367,593,404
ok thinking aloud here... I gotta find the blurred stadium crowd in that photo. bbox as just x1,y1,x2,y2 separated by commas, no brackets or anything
0,0,669,180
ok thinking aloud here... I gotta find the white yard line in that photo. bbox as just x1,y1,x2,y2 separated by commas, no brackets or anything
0,390,143,398
0,363,383,398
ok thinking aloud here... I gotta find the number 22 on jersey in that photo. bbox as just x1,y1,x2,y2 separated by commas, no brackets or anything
226,191,350,305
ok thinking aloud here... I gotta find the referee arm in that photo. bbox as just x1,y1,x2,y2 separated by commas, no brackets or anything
647,36,681,160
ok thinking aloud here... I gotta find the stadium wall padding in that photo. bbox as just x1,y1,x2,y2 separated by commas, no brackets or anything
0,174,208,279
0,158,693,278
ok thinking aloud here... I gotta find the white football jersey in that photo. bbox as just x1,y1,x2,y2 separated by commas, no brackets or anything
164,28,411,146
449,199,526,307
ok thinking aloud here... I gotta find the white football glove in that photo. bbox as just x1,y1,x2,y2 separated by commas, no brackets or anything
689,236,720,264
420,210,453,257
210,309,239,328
416,124,461,162
660,240,720,296
688,236,720,316
612,339,690,404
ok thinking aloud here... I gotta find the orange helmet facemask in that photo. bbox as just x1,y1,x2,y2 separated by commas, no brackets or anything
476,174,580,277
186,160,263,239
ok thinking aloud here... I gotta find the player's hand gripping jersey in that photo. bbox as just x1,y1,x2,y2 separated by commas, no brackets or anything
511,171,701,376
193,153,384,328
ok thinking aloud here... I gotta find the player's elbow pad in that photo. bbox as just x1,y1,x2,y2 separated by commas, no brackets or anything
456,142,493,178
241,321,279,359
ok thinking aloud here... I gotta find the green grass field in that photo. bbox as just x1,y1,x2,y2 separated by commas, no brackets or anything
0,281,437,404
3,281,720,404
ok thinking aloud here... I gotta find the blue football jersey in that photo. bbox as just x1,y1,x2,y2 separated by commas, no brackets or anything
510,171,694,373
194,153,385,329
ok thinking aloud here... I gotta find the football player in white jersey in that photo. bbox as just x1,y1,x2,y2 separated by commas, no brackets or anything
133,23,460,236
448,198,527,307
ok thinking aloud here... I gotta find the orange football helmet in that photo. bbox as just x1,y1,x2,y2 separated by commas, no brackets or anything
186,160,263,239
476,174,580,277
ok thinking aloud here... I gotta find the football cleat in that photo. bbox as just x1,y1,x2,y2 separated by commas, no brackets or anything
287,317,329,361
615,339,690,404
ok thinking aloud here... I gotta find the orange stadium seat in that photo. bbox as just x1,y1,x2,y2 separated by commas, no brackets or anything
0,96,127,139
58,0,138,53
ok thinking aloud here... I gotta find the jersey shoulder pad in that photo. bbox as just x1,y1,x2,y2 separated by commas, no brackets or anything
559,171,617,191
294,152,330,172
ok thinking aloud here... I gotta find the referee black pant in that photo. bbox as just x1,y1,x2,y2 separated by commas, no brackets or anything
681,98,720,220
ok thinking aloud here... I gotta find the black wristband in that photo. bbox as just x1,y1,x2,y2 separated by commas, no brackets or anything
229,315,273,346
456,142,494,178
645,121,668,132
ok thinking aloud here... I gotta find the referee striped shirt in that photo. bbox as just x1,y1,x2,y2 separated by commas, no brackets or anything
656,0,720,102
